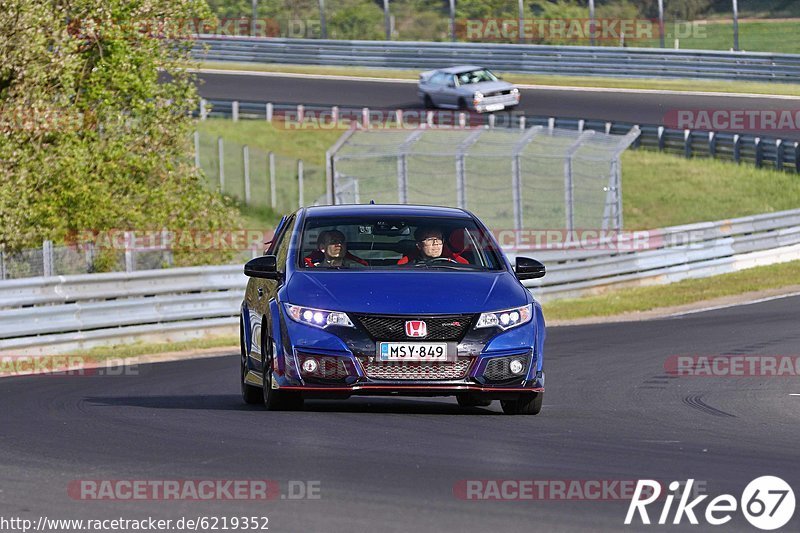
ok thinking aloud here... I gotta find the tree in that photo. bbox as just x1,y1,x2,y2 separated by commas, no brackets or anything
0,0,240,265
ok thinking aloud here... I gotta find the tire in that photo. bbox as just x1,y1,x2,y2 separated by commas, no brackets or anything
423,94,434,109
261,335,304,411
501,392,543,415
457,97,468,110
456,394,493,408
240,320,262,405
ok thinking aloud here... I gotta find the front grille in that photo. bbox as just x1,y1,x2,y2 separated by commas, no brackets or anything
354,314,475,341
358,357,473,380
483,354,531,383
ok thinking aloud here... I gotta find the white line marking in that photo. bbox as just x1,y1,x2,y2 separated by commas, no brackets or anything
668,291,800,318
195,68,800,100
790,394,800,396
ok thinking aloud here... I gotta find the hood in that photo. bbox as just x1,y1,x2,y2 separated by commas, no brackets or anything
460,80,514,95
286,271,529,315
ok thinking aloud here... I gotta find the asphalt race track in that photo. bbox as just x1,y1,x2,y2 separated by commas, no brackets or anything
196,71,800,140
1,296,799,532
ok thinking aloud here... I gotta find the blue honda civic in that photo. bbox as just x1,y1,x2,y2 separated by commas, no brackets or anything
240,204,546,415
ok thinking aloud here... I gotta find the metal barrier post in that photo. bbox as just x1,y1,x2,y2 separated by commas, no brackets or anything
325,150,334,205
709,131,717,157
684,129,692,158
657,126,665,151
319,0,327,38
564,131,596,231
733,134,741,163
298,159,304,208
232,100,239,122
218,137,225,191
199,98,207,121
266,102,273,123
455,129,484,209
43,240,54,277
795,142,800,173
0,247,6,280
124,233,133,273
243,145,251,205
397,130,424,204
776,139,784,170
511,126,544,232
755,137,763,168
383,0,391,40
269,151,276,209
194,131,200,168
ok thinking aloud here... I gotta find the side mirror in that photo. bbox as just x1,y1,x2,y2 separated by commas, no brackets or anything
515,257,546,280
245,255,280,280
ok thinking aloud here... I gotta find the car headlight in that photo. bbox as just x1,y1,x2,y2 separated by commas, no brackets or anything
284,304,354,329
475,304,532,331
510,88,519,95
474,91,484,101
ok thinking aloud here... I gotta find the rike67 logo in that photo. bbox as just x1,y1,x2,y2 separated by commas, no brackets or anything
626,477,795,530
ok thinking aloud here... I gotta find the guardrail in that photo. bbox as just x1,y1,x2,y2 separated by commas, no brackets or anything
201,99,800,173
3,209,800,355
192,36,800,83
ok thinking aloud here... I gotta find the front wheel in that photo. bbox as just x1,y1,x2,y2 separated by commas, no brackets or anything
423,94,434,109
501,392,543,415
262,348,304,411
241,322,262,405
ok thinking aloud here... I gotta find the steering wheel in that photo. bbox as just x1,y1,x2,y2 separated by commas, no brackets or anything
415,257,458,266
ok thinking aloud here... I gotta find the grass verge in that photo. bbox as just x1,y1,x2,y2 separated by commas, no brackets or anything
543,260,800,321
197,61,800,98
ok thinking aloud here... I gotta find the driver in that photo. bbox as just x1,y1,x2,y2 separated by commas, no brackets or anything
397,227,469,265
304,230,367,268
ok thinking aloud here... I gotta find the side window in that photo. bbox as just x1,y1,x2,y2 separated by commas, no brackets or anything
430,72,446,85
272,215,296,273
449,75,458,87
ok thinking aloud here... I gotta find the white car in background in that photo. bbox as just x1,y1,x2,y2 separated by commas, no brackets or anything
418,66,520,113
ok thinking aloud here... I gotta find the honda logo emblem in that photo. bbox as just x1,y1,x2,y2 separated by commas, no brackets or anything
405,320,427,338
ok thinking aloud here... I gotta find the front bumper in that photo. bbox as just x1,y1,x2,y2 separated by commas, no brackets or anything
268,304,546,398
278,378,544,399
473,93,520,113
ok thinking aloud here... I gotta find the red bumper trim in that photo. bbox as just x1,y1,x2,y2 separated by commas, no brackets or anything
278,384,544,393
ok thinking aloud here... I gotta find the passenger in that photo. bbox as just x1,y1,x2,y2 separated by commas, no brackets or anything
397,227,469,265
304,230,367,268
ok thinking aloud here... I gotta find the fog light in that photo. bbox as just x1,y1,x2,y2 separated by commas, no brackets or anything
302,358,319,374
509,359,525,375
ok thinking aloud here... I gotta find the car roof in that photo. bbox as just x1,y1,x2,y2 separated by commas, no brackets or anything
438,65,484,74
303,204,473,219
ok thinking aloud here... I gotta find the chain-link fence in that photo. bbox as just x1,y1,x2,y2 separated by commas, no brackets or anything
0,237,259,281
330,125,639,232
194,130,324,212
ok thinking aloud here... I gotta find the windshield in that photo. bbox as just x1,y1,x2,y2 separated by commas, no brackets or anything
456,69,499,85
298,216,504,271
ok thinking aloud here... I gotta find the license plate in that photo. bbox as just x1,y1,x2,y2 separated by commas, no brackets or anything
484,103,505,112
378,342,449,361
